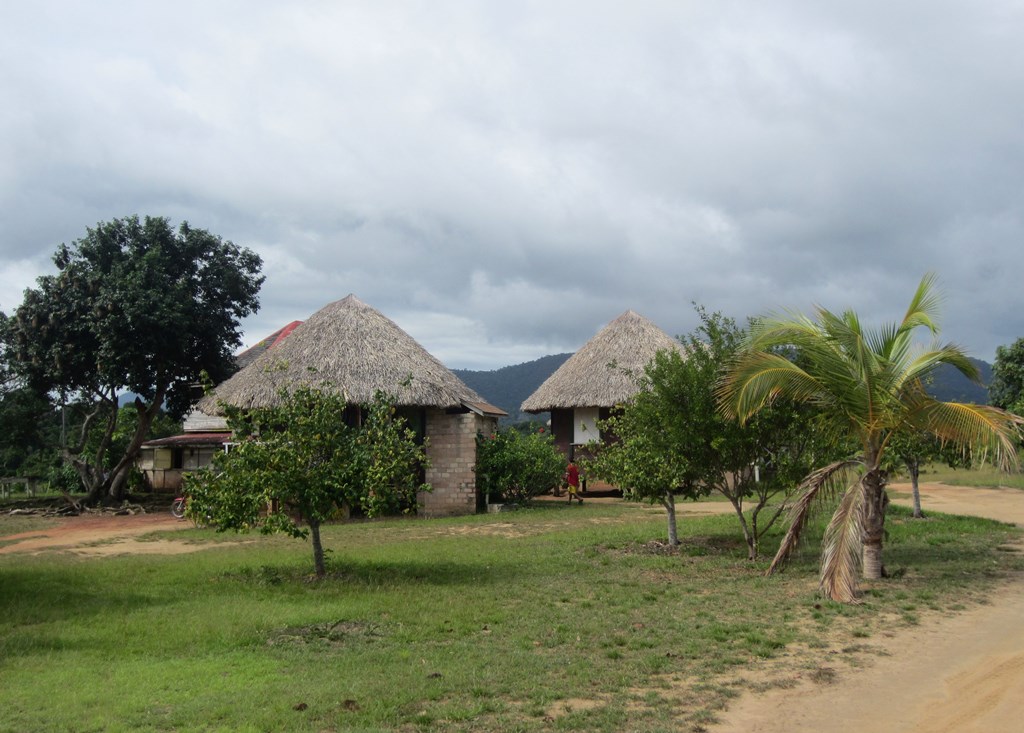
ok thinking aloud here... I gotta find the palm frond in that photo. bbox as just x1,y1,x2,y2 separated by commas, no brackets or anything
868,319,903,361
916,400,1024,470
717,351,821,420
805,310,886,424
899,272,942,335
819,482,865,603
817,308,864,358
767,459,862,576
902,342,980,386
745,311,821,352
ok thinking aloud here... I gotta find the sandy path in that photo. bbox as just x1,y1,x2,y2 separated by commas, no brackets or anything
0,512,195,556
713,481,1024,733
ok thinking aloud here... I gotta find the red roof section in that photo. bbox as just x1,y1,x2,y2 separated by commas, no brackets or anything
235,321,303,369
269,320,302,349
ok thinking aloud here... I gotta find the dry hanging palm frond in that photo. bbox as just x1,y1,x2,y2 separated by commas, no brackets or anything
819,482,865,603
767,459,861,576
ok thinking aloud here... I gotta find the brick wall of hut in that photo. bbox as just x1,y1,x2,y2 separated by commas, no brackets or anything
420,409,498,517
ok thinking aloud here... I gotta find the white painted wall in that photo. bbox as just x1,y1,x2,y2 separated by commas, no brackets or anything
573,407,600,445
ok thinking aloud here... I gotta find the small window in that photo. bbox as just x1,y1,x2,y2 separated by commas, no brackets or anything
154,449,173,470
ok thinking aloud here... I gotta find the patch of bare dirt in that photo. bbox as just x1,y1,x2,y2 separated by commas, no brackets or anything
0,512,203,556
711,482,1024,733
544,696,607,720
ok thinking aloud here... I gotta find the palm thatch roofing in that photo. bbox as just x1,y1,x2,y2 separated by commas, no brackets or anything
198,294,504,416
521,310,684,412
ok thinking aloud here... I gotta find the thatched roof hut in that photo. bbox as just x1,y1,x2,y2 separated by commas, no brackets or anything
199,294,501,416
521,310,684,413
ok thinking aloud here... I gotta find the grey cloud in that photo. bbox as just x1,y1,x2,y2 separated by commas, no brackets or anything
2,1,1023,368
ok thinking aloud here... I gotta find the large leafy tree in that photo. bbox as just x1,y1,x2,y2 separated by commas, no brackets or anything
0,386,51,477
186,388,429,577
989,337,1024,416
587,308,828,555
0,311,12,394
718,274,1022,602
5,216,263,502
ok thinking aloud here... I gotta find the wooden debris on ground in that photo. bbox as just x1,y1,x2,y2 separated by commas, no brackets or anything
6,502,149,518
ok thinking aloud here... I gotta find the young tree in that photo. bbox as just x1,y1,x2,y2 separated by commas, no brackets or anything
5,216,263,503
719,274,1023,602
585,385,694,545
586,308,827,555
885,429,971,519
186,388,429,578
990,337,1024,416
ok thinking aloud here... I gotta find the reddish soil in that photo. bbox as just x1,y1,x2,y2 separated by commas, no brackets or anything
0,511,194,556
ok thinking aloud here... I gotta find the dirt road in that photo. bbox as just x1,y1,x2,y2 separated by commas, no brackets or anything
0,511,197,556
712,481,1024,733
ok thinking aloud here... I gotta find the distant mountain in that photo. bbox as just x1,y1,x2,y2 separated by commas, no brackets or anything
927,358,991,404
454,353,571,423
455,353,993,423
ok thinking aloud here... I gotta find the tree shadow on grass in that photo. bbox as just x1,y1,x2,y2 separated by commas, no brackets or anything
677,535,749,557
222,556,523,589
0,565,159,625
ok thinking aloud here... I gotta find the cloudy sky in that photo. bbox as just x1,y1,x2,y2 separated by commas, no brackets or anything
2,1,1021,370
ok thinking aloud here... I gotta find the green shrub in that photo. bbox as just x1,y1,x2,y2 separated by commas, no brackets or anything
47,463,82,493
476,427,566,504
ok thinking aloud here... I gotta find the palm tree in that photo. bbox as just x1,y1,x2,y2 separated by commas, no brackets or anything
717,274,1022,602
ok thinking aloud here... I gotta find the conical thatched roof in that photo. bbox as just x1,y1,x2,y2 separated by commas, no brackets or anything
521,311,684,412
199,294,502,415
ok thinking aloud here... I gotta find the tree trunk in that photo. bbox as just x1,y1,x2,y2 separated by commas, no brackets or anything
65,391,116,505
749,502,765,561
661,491,679,546
908,459,924,519
310,519,326,578
728,496,756,560
78,459,105,505
107,391,165,500
861,469,889,580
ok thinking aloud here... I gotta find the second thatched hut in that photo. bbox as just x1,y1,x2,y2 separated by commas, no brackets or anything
521,310,685,459
198,294,505,517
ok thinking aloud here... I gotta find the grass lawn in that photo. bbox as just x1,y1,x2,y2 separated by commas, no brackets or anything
906,463,1024,490
1,499,1021,732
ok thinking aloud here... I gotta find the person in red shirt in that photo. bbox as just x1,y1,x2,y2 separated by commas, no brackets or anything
565,461,583,504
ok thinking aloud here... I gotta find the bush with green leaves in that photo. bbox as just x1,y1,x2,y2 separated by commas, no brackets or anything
47,463,82,493
990,337,1024,418
475,427,566,505
185,387,429,577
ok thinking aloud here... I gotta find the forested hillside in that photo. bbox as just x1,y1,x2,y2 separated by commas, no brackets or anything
456,354,993,424
454,353,571,422
928,358,991,404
